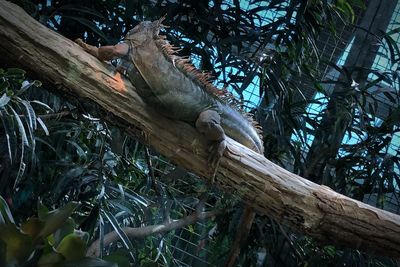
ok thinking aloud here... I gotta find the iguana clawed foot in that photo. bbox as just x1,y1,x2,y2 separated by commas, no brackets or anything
75,38,129,61
75,38,96,56
195,109,227,183
208,140,227,182
75,38,85,48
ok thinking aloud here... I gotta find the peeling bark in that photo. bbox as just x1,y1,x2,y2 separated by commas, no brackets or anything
0,0,399,259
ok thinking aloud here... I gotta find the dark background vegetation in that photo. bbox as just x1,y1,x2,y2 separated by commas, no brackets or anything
1,0,399,266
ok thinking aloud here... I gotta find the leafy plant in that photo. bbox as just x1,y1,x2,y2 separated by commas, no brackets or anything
0,196,120,267
0,68,49,193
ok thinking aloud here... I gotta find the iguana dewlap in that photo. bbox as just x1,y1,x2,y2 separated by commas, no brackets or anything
76,19,263,172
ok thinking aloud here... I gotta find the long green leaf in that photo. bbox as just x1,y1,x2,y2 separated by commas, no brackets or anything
16,81,35,96
38,202,80,239
0,195,14,224
66,139,87,160
0,93,10,108
31,100,54,112
9,106,29,146
0,224,33,263
102,209,135,262
0,109,13,163
37,117,49,136
21,99,37,130
56,233,86,260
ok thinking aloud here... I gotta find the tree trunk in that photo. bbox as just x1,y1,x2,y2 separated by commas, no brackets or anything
0,0,399,259
304,0,398,183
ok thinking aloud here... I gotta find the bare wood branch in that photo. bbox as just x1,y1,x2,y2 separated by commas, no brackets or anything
86,209,221,257
0,0,399,259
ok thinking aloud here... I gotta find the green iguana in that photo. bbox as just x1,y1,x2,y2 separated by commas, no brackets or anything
76,18,263,266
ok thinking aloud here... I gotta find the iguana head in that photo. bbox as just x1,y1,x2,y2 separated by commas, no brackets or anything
125,18,165,46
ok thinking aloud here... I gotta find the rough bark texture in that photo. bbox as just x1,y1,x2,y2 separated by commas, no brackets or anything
0,0,399,259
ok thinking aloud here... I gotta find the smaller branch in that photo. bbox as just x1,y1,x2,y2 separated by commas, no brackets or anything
144,146,162,196
86,209,222,257
39,111,70,120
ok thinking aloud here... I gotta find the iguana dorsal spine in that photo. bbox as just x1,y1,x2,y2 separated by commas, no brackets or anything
125,18,263,153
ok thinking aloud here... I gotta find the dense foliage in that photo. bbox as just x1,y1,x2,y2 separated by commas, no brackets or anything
1,0,399,266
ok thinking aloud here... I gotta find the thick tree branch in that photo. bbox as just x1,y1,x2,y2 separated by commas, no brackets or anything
86,209,220,257
0,0,399,259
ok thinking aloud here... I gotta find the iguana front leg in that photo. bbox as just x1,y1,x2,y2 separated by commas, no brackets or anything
195,109,227,182
75,39,129,61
